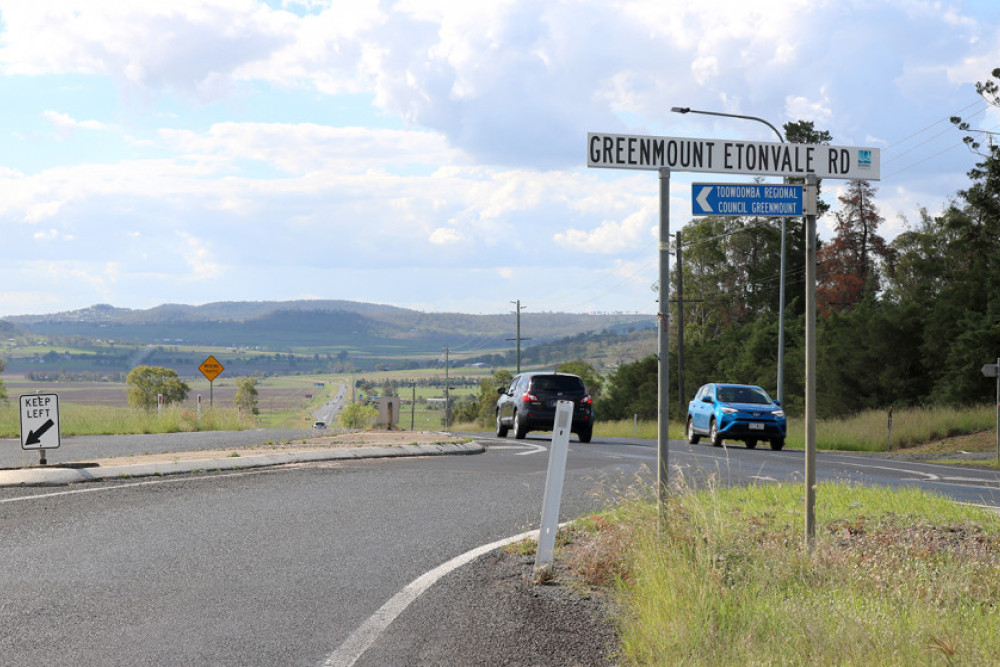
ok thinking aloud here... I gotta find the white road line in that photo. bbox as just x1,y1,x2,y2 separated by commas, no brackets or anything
486,443,548,456
323,529,541,667
0,469,276,503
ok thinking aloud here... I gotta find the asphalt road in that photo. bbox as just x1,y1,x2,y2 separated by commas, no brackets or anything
312,383,348,426
0,429,317,469
2,431,1000,665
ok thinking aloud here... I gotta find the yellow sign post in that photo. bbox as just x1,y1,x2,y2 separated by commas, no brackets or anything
199,355,225,406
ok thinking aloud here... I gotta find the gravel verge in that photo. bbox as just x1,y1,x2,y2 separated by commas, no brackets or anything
357,548,621,666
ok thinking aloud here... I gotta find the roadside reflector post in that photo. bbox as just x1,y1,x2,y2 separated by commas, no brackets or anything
535,400,573,573
887,406,893,451
980,360,999,463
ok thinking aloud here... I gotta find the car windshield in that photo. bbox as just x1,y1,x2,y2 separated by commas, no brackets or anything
717,386,771,404
531,376,584,393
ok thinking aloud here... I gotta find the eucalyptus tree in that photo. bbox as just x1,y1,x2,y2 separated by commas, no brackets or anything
817,179,894,314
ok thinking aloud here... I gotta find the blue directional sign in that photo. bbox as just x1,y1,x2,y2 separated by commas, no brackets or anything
692,183,803,216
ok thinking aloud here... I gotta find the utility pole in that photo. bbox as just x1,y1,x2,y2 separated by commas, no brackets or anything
675,230,685,418
506,300,531,373
670,232,703,421
657,167,671,510
443,346,451,428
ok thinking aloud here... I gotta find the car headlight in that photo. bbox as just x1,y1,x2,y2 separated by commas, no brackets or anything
772,410,785,418
720,407,738,414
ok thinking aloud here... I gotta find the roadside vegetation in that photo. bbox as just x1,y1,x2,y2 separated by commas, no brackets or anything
531,480,1000,665
0,402,244,435
596,404,998,453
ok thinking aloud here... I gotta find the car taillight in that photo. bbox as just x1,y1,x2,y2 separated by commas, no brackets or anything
522,392,539,402
580,394,592,405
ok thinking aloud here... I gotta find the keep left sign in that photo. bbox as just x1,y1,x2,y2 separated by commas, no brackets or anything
20,393,61,450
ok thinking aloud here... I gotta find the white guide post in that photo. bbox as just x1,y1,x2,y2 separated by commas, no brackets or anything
535,400,573,572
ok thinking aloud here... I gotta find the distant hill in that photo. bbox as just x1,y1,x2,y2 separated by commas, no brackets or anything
2,301,654,372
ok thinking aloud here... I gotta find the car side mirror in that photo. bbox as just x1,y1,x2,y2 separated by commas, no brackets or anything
701,396,713,404
774,400,782,406
497,387,506,396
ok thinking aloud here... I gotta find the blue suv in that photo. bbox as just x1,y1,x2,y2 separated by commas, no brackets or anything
686,383,786,450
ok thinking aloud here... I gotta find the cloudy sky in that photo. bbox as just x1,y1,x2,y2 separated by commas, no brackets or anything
0,0,997,317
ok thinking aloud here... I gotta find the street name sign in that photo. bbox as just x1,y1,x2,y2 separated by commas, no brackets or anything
199,355,225,382
588,133,880,180
20,393,61,450
692,183,803,216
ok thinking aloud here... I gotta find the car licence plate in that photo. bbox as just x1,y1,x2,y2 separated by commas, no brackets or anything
749,422,764,430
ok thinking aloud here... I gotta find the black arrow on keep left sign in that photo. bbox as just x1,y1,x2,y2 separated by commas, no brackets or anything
25,418,54,447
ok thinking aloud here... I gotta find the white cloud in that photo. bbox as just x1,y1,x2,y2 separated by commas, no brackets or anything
43,110,110,140
429,227,463,245
177,232,222,280
554,207,653,254
0,0,997,316
156,122,463,173
0,1,292,99
23,200,66,223
784,90,833,128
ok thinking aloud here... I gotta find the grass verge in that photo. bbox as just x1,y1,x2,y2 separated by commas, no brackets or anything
0,403,246,437
557,480,1000,665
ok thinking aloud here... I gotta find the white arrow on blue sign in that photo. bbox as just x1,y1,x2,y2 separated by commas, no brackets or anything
692,183,803,217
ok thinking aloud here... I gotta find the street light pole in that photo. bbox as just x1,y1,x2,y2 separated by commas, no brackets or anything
671,106,788,405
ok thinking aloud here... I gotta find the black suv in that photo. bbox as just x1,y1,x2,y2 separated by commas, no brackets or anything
495,372,594,442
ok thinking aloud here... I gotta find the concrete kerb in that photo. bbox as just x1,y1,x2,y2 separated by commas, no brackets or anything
0,441,486,487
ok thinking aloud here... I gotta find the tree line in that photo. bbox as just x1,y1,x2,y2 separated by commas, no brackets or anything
600,71,1000,421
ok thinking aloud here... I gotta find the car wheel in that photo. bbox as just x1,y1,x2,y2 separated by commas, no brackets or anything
686,417,700,445
709,420,723,447
577,426,592,443
770,438,785,451
495,412,508,438
513,411,528,439
746,439,757,449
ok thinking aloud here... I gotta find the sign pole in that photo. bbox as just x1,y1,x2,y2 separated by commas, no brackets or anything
198,355,224,408
996,356,999,463
658,167,671,514
588,131,879,546
804,174,818,550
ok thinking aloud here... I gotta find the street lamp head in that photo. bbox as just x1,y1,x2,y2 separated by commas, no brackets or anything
671,106,690,114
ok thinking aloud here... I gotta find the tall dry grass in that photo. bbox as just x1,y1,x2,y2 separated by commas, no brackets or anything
594,404,996,452
576,480,1000,665
786,403,997,451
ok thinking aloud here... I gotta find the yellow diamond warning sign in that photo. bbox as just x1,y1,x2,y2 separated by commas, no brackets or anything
199,355,225,382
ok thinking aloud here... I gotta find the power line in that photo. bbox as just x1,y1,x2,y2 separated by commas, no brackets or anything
883,99,986,152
